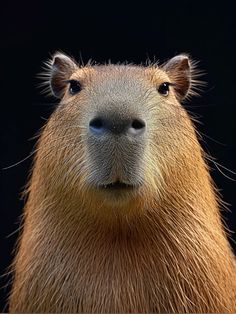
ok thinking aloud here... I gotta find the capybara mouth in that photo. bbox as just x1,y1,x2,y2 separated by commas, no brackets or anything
98,181,136,191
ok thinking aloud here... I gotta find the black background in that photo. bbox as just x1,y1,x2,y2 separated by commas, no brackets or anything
1,1,236,311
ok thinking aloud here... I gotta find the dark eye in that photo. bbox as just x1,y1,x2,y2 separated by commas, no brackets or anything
158,82,171,96
66,79,82,95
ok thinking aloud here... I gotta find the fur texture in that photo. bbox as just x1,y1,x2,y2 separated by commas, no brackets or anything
9,54,236,313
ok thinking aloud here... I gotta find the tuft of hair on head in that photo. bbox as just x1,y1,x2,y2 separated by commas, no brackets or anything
37,51,78,98
161,54,206,102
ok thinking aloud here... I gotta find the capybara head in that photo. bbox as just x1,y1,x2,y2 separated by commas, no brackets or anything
40,53,201,221
10,54,236,313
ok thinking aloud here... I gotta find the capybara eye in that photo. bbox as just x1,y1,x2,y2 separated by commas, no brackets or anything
158,82,171,96
67,79,82,95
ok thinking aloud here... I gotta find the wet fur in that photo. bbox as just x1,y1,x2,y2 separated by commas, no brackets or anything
9,56,236,312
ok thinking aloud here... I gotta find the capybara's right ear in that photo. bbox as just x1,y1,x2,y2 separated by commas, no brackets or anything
49,52,78,98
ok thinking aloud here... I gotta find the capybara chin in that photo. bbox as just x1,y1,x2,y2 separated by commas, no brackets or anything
9,52,236,313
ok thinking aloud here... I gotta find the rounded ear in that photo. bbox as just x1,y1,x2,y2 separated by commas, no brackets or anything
162,54,194,100
48,52,78,98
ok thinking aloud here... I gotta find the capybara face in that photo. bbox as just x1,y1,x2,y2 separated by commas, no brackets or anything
40,53,200,213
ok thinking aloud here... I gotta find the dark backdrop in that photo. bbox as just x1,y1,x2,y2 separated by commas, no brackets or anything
1,1,236,311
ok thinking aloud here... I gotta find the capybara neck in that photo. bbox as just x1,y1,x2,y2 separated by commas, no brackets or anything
10,159,236,312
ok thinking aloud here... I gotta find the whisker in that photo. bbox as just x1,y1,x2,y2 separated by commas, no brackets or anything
2,151,36,170
205,156,236,181
6,223,24,239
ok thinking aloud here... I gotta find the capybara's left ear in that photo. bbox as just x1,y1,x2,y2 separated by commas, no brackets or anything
163,54,192,100
49,52,78,98
40,52,78,98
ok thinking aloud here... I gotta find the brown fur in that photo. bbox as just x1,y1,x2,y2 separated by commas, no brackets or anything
9,54,236,312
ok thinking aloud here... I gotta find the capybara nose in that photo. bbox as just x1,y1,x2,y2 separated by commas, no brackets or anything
89,116,146,136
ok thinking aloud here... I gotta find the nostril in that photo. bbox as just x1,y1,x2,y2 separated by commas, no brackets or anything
131,119,146,130
128,118,146,136
89,117,104,131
